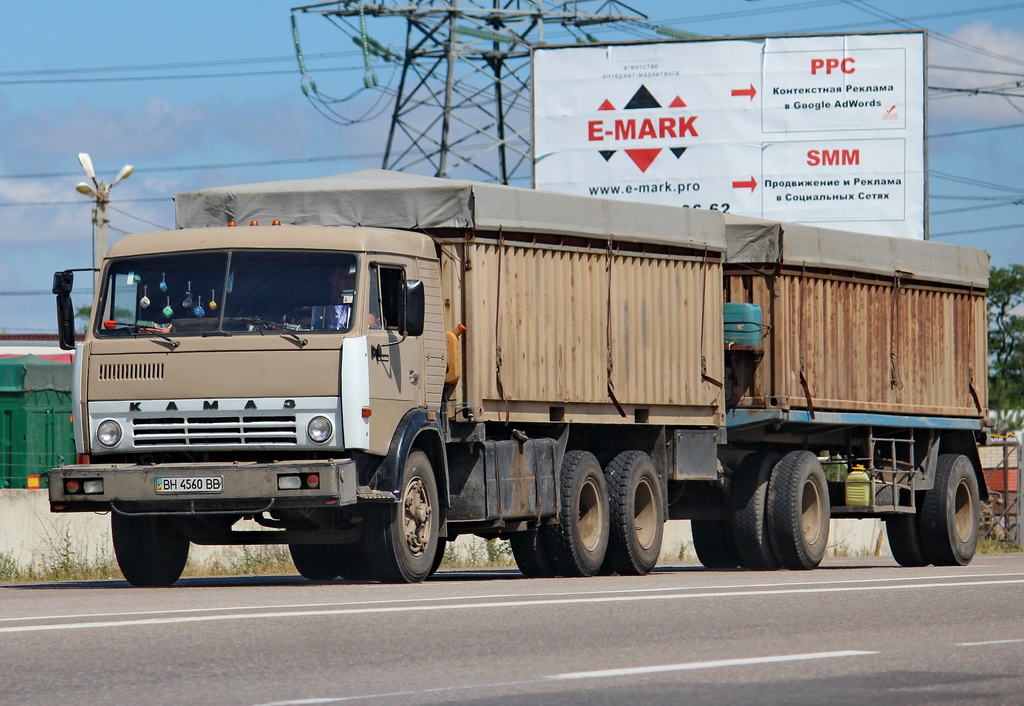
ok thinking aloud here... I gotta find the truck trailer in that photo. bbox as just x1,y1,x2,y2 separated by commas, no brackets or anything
48,170,990,586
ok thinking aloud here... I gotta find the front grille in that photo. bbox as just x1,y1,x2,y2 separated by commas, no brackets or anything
132,414,297,446
99,363,165,381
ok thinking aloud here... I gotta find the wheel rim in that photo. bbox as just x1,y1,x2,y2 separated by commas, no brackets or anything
800,478,823,545
953,477,974,543
633,477,657,550
578,477,603,552
402,477,432,557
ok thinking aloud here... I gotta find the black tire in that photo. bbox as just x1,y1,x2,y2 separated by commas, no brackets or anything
602,451,665,575
289,544,339,581
428,538,447,578
766,450,830,570
363,449,440,583
329,539,372,581
510,529,558,578
732,451,781,570
111,513,190,587
691,519,743,569
885,514,929,567
545,450,610,577
919,454,980,566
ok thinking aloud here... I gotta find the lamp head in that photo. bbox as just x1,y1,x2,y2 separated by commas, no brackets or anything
77,152,96,180
75,182,97,198
112,164,134,186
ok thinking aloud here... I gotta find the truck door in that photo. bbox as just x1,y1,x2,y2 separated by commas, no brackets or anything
366,260,424,453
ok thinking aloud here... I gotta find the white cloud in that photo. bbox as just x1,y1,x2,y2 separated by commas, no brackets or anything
929,22,1024,125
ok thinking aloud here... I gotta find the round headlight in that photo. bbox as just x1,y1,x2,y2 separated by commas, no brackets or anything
97,420,122,447
307,416,333,444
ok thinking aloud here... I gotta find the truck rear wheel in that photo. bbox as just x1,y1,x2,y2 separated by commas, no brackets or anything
289,544,339,581
111,513,190,587
545,450,609,577
732,451,781,570
510,529,558,578
691,519,742,568
919,454,980,566
363,449,440,583
602,451,664,575
884,515,928,567
766,450,830,570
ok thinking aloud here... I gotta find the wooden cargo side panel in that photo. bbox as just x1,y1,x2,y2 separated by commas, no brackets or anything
446,238,724,426
728,268,987,418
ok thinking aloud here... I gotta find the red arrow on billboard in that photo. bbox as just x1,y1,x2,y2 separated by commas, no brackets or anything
732,177,757,192
731,84,757,100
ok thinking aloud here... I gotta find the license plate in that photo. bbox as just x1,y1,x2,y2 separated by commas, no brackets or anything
155,476,223,494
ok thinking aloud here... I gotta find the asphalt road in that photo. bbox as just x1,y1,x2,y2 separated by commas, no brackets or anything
2,554,1024,705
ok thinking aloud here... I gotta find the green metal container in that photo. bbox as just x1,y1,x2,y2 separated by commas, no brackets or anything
0,356,75,489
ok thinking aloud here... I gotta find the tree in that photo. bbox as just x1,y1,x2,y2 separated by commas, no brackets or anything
74,305,92,331
988,264,1024,418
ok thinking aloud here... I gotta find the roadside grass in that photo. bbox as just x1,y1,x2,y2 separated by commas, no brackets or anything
977,537,1024,554
2,533,1020,584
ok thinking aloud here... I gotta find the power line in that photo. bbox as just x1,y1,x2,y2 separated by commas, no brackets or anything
931,200,1024,216
0,198,166,207
0,64,364,85
932,223,1023,237
931,64,1024,78
108,206,171,231
792,2,1024,34
0,51,360,77
931,122,1024,138
0,152,386,180
931,170,1024,193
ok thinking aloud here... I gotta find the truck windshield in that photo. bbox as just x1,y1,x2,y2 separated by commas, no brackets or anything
97,250,359,336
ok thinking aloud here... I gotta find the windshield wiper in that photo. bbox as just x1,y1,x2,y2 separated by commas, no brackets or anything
226,316,277,331
107,321,180,349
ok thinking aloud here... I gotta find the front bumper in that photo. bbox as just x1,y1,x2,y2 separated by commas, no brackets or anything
48,458,357,514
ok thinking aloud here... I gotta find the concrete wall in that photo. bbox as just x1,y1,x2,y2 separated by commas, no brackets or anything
1,489,892,573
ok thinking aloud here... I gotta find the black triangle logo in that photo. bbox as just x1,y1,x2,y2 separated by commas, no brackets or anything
599,150,616,161
670,147,688,158
625,84,661,110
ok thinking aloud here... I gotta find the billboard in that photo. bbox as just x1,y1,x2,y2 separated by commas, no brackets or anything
533,32,926,239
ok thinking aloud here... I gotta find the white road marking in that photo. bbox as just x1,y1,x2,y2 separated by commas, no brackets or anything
551,650,879,680
2,577,1024,634
957,638,1024,646
2,570,1020,624
254,650,879,705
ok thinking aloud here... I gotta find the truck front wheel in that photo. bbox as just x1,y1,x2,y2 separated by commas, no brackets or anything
919,454,980,566
111,513,190,587
364,449,440,583
289,544,339,581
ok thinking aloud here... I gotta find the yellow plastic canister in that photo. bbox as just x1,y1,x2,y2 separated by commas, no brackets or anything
845,467,871,506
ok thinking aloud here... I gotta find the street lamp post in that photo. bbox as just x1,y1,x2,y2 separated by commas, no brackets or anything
75,152,133,289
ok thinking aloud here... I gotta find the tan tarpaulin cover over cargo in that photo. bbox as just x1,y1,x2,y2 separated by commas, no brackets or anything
174,169,724,251
723,214,990,418
174,170,728,426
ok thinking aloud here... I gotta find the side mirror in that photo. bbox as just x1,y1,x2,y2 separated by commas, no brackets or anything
399,279,425,337
52,270,76,350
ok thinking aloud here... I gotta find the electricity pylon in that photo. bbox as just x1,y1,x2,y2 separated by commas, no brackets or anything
291,1,652,184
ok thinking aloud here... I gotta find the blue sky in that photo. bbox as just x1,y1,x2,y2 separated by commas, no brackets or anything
3,0,1024,333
